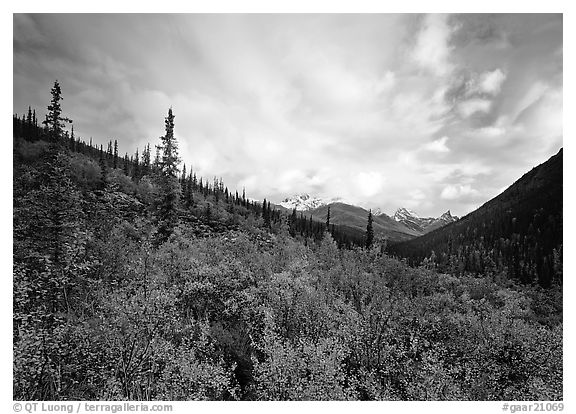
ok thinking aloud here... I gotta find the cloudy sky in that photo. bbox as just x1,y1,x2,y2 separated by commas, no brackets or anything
13,13,562,217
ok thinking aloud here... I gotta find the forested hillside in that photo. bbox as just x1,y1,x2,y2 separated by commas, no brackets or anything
309,203,421,243
389,149,563,288
13,82,562,401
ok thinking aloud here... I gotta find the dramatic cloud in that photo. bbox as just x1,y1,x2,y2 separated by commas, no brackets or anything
13,14,562,217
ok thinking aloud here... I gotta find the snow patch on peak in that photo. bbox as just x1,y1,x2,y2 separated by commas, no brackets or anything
438,210,458,222
393,207,420,221
393,207,458,233
280,194,326,211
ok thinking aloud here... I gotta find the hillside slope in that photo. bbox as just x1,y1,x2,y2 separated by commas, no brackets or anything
12,128,563,402
309,203,421,243
389,149,563,287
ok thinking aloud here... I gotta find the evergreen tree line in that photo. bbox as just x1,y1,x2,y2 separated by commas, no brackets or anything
14,80,373,250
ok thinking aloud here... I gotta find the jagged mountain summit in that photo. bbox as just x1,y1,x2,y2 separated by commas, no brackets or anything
393,207,458,234
437,210,458,224
393,207,422,222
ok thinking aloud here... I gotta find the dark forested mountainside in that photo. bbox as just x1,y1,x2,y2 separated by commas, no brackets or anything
12,82,562,402
389,149,563,288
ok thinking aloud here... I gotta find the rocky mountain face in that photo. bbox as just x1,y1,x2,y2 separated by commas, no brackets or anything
393,207,458,234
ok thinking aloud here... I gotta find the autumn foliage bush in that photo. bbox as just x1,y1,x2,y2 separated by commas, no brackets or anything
13,143,562,401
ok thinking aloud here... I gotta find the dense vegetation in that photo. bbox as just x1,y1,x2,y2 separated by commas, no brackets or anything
13,82,562,401
389,150,563,289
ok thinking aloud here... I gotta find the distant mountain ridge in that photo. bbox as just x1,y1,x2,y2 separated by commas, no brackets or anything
393,207,458,234
305,202,419,243
276,194,458,243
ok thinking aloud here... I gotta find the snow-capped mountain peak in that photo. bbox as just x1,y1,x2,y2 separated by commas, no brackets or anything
393,207,420,221
393,207,458,233
438,210,458,222
279,194,326,211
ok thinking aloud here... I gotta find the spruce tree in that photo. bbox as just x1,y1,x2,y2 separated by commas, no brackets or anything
185,172,194,207
123,152,130,176
113,140,119,169
181,163,187,193
155,108,181,243
42,80,72,143
69,125,75,151
142,144,151,176
213,177,219,202
263,198,271,227
326,206,331,230
32,109,38,140
366,209,374,249
26,106,32,138
13,114,19,139
153,145,161,171
133,148,140,181
289,208,297,237
16,149,83,267
98,144,107,189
